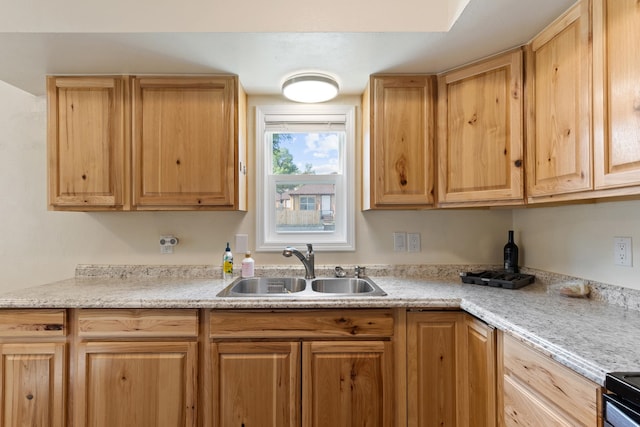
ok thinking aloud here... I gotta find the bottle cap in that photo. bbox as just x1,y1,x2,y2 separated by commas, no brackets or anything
245,251,252,257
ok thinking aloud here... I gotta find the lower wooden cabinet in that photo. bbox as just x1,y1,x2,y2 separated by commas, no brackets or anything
499,331,601,427
406,311,496,427
302,340,393,427
0,309,66,427
210,309,395,427
461,315,497,427
0,307,609,427
75,341,198,427
0,343,66,427
211,341,301,427
74,309,199,427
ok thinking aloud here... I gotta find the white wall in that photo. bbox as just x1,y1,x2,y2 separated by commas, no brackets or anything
514,201,640,291
12,79,640,295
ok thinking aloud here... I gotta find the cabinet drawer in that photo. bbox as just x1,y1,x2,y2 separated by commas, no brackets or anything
78,309,198,338
503,374,573,426
502,334,600,426
0,309,66,337
210,309,394,339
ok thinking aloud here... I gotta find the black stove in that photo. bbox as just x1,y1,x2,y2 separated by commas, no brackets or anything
459,270,535,289
605,372,640,426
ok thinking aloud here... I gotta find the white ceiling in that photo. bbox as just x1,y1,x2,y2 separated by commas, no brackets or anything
0,0,576,96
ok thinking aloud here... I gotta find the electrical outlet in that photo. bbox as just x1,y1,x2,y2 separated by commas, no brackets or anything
159,235,179,254
614,236,632,267
408,233,421,252
235,234,249,253
393,232,407,252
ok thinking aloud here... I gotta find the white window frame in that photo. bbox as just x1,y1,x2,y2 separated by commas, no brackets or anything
255,104,356,252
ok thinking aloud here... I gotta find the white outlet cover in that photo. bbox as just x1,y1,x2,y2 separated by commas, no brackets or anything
408,233,421,252
614,236,632,267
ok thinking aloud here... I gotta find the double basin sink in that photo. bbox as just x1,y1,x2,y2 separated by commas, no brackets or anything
217,276,387,297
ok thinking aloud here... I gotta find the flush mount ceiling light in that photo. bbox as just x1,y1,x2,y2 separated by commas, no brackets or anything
282,73,339,103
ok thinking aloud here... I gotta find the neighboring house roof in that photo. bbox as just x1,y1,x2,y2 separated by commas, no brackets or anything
287,184,335,196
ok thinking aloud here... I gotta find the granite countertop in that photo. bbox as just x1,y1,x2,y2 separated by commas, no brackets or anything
1,264,639,386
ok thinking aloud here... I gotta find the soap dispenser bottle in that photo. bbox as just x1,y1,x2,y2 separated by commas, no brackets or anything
222,242,233,279
241,251,255,278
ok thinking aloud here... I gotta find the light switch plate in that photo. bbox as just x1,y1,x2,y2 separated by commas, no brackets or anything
393,232,407,252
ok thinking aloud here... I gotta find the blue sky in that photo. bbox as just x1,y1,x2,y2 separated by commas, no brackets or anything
277,132,340,175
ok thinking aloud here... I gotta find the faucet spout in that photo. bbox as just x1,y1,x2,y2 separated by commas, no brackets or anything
282,244,315,279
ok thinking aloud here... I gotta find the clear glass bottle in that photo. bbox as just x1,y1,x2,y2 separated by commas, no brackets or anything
503,230,519,273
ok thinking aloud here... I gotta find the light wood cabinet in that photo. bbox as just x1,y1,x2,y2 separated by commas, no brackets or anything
47,75,247,211
592,0,640,191
460,314,496,427
74,309,199,427
47,76,130,210
211,341,300,427
437,49,524,207
406,311,462,427
362,75,436,209
0,310,66,427
209,309,394,427
406,311,496,427
302,340,393,427
132,76,246,210
525,1,592,201
499,332,601,427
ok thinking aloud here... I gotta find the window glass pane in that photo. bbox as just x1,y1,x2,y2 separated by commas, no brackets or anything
270,132,342,175
275,183,335,232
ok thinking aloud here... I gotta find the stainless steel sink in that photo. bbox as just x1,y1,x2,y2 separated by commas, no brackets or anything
311,277,387,296
217,277,306,297
217,276,386,297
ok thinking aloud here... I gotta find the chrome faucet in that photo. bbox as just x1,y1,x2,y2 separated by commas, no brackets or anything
282,244,315,279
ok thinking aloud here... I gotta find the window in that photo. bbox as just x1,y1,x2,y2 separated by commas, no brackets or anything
256,105,355,251
299,196,316,211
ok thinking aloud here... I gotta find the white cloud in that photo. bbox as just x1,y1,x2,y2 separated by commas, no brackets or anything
305,133,339,157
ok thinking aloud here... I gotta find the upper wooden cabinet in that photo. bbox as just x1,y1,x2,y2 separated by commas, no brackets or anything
132,76,246,210
362,75,436,210
47,76,130,210
47,75,247,211
593,0,640,190
525,1,592,201
437,49,524,207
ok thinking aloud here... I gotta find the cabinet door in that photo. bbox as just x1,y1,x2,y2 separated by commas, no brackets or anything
525,1,592,200
302,340,393,427
363,75,436,209
593,0,640,189
211,341,300,427
47,76,129,210
0,343,65,427
437,49,524,206
406,311,462,427
132,76,238,209
459,315,496,427
75,341,197,427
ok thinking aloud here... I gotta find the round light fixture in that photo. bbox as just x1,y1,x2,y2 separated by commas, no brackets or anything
282,73,339,103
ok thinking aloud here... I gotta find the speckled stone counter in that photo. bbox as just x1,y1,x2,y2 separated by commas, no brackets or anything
1,264,639,387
